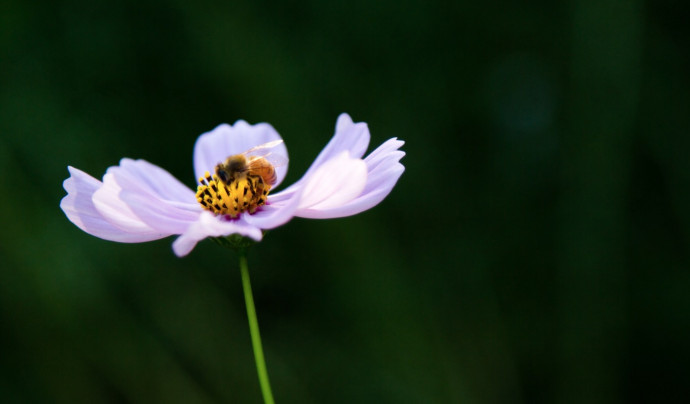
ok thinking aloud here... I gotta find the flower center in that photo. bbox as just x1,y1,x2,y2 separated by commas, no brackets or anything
196,171,270,217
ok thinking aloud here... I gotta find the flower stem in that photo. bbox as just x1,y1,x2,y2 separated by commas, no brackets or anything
239,250,275,404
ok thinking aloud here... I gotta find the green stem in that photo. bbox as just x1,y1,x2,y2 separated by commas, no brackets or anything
239,250,275,404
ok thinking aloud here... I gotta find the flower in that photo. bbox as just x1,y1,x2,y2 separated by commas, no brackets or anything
60,113,405,256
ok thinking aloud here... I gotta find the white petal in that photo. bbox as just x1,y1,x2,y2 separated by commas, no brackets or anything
61,167,167,242
193,121,289,187
172,212,263,257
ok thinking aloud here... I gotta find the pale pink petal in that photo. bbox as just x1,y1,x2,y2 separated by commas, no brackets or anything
244,151,368,229
297,151,367,211
172,212,263,257
111,158,196,203
98,159,201,234
301,113,370,177
363,138,405,171
267,113,370,199
61,167,167,242
193,121,289,187
296,164,404,219
92,173,170,238
119,190,201,234
242,185,305,229
295,138,405,219
265,113,371,200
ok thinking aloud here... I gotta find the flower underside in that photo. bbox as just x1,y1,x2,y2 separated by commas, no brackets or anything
196,171,270,217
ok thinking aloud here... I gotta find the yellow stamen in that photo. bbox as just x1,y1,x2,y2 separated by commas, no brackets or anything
196,171,270,217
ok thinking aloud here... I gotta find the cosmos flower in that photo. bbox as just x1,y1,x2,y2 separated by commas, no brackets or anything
60,113,405,256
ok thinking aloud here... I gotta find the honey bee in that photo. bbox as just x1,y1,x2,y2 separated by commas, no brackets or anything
215,139,287,186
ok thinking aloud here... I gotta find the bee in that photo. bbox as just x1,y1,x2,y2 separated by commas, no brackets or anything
215,139,287,187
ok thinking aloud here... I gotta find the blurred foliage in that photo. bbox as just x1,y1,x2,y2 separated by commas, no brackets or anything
1,0,690,403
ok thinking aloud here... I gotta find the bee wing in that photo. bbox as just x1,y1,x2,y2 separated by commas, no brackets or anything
242,140,284,157
244,140,287,168
247,153,288,169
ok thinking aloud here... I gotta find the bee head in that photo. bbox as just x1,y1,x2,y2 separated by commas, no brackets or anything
215,155,248,184
224,156,247,173
215,164,231,183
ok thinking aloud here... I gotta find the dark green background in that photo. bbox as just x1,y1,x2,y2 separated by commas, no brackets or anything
2,0,689,403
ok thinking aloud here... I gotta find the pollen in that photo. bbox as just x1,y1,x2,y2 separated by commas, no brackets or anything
196,171,270,217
